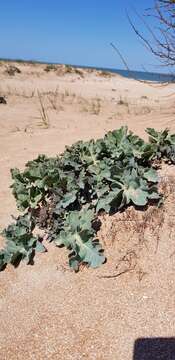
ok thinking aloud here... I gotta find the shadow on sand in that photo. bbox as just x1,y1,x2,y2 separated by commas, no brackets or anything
133,338,175,360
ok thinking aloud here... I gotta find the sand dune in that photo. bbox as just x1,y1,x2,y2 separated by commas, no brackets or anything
0,62,175,360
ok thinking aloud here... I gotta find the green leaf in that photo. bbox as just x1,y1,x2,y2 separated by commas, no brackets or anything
55,230,72,247
126,187,148,206
61,191,77,208
65,208,95,232
96,189,122,213
35,240,46,253
143,168,158,183
146,128,160,141
55,209,105,271
73,231,105,268
1,214,39,270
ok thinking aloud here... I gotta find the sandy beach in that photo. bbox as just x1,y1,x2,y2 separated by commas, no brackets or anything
0,62,175,359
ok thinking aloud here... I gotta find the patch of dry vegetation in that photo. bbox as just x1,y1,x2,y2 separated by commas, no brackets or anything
37,91,50,129
98,70,113,78
5,65,21,76
44,64,85,77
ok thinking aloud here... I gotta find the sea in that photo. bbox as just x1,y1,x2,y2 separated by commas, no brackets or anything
76,64,175,83
1,58,174,83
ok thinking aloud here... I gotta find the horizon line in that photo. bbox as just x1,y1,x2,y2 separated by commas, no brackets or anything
0,57,173,77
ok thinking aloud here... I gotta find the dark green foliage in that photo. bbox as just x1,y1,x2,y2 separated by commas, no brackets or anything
96,168,160,213
0,214,46,271
1,127,174,272
11,155,62,210
146,128,175,163
55,209,105,271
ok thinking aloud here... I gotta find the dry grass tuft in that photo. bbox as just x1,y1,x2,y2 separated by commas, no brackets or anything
90,98,101,115
37,91,50,129
118,96,129,107
44,64,57,73
98,70,113,78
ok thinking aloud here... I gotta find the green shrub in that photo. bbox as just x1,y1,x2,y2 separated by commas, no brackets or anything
1,127,174,272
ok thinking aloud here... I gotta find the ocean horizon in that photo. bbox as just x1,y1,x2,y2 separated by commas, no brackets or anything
75,64,175,83
0,57,174,82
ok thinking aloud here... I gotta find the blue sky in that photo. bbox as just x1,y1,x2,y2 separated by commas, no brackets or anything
0,0,162,72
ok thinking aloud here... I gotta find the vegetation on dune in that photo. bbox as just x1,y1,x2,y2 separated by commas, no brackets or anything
44,64,84,77
5,65,21,76
98,70,112,77
0,127,175,272
0,96,7,105
44,64,57,72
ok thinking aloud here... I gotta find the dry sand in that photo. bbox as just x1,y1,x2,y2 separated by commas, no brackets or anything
0,62,175,359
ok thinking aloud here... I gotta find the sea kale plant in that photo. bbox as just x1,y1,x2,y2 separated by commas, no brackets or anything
0,126,174,272
146,128,175,164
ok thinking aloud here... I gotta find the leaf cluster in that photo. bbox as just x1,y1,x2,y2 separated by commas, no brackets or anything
1,126,174,271
146,128,175,164
0,214,46,271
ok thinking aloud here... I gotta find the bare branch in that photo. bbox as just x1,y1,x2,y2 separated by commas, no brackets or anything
128,1,175,70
